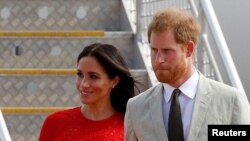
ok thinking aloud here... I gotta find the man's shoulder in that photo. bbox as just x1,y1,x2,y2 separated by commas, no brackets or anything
199,74,243,98
202,75,238,92
198,72,236,90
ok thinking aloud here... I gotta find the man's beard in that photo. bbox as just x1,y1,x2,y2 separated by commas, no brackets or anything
153,60,187,84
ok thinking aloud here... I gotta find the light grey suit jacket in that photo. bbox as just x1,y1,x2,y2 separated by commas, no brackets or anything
125,73,250,141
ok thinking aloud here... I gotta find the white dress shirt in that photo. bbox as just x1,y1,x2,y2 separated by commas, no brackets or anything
163,70,199,141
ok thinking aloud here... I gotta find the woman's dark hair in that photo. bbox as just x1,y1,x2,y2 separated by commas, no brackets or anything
77,43,137,114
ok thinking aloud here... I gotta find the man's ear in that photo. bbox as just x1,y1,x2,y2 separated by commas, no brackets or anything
186,41,195,57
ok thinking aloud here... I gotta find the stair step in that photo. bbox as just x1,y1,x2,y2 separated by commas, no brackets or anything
1,107,71,115
0,68,75,75
0,0,128,31
0,68,146,75
0,31,104,37
0,31,144,69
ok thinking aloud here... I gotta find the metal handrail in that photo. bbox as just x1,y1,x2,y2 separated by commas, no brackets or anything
200,34,223,82
199,0,245,93
189,0,199,18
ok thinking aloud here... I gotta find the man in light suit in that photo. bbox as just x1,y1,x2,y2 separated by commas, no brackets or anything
124,8,250,141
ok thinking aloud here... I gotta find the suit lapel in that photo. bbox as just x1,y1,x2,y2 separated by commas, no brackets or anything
187,73,212,141
149,84,169,141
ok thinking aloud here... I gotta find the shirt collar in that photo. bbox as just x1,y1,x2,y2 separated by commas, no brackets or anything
163,70,199,103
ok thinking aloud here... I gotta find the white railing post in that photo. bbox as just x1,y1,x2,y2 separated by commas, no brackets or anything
0,110,11,141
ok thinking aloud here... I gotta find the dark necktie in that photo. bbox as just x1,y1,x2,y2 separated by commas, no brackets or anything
168,89,184,141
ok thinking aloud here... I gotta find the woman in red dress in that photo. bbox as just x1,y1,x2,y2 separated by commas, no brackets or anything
39,43,137,141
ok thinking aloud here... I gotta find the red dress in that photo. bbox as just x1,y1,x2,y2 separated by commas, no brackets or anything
39,107,124,141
